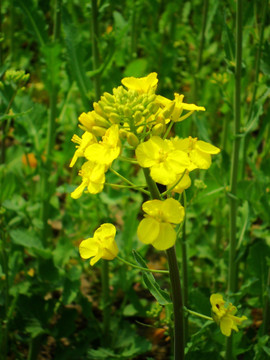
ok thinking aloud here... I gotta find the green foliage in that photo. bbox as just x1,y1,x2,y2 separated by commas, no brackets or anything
0,0,269,359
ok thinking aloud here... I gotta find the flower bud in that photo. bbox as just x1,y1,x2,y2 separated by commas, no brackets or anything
91,126,107,137
127,132,139,147
152,123,164,136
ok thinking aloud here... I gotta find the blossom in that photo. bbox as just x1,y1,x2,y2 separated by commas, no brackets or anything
121,72,158,94
79,223,118,266
156,93,205,122
137,198,185,250
210,294,247,337
69,132,96,167
135,136,190,185
71,161,107,198
172,136,220,171
167,171,191,194
85,124,121,166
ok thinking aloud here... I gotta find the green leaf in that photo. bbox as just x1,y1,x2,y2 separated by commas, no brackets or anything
41,43,62,91
9,229,43,249
133,250,171,305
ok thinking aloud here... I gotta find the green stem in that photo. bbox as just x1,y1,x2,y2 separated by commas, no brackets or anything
226,0,242,358
241,0,267,179
181,191,188,345
101,260,110,343
0,231,9,358
184,307,213,322
117,255,169,274
262,267,270,335
142,168,185,359
40,0,61,244
90,0,101,101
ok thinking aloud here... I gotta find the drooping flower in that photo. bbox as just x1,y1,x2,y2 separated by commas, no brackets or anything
85,124,121,166
137,198,185,250
71,161,107,198
135,136,190,185
79,223,118,266
69,132,97,167
172,136,220,171
210,294,247,337
121,72,158,94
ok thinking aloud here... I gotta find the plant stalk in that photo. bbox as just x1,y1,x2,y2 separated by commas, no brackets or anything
143,168,185,359
181,191,188,345
262,267,270,335
226,0,242,358
90,0,101,101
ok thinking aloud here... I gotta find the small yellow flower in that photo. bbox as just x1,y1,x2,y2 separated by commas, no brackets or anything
121,72,158,94
79,223,118,266
71,161,107,198
172,136,220,171
85,124,121,166
156,93,205,122
167,171,191,194
135,136,190,185
137,198,185,250
70,132,97,167
210,294,247,337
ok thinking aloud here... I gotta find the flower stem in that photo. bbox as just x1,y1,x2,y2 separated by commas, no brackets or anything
226,0,242,358
184,307,213,322
117,255,169,274
241,0,268,179
262,267,270,335
142,168,185,359
101,260,110,343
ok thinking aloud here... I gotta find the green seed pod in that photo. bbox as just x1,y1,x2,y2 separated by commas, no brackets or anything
127,132,139,147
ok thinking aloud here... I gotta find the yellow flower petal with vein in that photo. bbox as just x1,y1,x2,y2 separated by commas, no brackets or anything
152,223,176,250
121,72,158,93
196,140,220,154
137,217,160,244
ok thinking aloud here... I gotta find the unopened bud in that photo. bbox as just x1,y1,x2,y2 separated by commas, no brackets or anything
119,129,128,139
127,132,139,147
109,113,121,123
103,92,115,103
152,123,164,136
94,113,110,128
134,111,142,123
91,126,107,137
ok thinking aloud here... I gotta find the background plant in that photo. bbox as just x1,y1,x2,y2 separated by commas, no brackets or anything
0,0,269,359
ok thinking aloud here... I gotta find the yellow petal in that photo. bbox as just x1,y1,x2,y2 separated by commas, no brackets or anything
142,200,163,217
220,317,233,337
162,198,185,224
79,238,98,259
150,163,178,185
121,72,158,93
190,149,212,169
152,223,176,250
71,180,87,199
196,140,220,154
137,217,160,245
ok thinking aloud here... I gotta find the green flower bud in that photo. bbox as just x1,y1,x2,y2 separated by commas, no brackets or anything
124,107,132,117
134,111,142,123
93,102,106,117
94,113,110,128
119,129,128,139
103,92,115,103
152,123,164,136
127,132,139,147
91,126,107,137
109,113,121,123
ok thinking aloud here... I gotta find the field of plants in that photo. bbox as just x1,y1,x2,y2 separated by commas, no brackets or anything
0,0,270,359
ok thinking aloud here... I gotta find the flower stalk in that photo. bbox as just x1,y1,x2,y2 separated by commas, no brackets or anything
226,0,243,357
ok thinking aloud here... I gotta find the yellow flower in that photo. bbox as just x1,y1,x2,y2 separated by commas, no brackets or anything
137,198,185,250
71,161,107,198
156,93,205,122
172,136,220,171
210,294,247,337
167,171,191,194
69,132,97,167
79,223,118,266
135,136,190,185
85,124,121,166
121,72,158,94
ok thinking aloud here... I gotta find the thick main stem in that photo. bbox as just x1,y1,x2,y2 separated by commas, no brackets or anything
143,168,185,359
226,0,242,358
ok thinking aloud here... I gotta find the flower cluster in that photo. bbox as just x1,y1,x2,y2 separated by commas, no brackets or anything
210,294,247,336
70,73,220,256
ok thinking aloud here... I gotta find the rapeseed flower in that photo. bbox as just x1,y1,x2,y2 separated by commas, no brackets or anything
121,72,158,94
167,171,191,194
172,136,220,171
70,132,96,167
71,161,107,198
135,136,190,185
210,294,247,337
137,198,185,250
79,223,118,266
85,124,121,166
